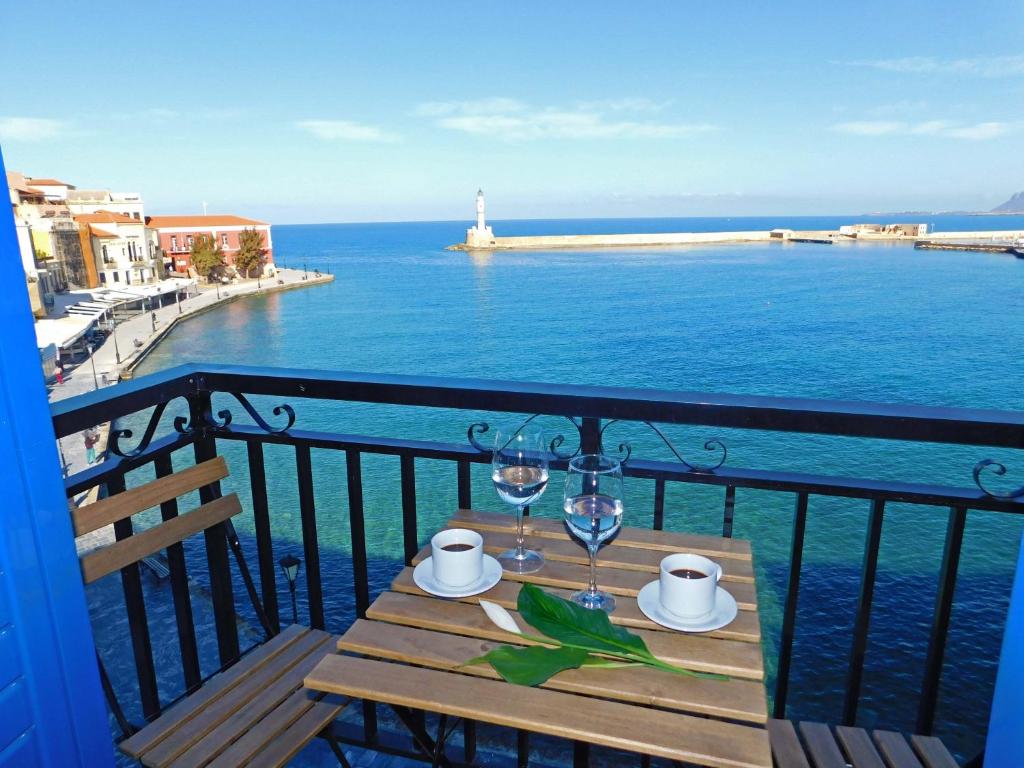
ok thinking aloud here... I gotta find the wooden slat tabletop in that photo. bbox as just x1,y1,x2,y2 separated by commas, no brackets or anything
305,510,771,768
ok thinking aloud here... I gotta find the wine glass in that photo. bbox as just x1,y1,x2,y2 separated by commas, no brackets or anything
563,454,624,612
491,426,549,573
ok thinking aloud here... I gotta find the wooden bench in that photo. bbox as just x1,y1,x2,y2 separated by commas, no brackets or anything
768,719,960,768
73,456,347,767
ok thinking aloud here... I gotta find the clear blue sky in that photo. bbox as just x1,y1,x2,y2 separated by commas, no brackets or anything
2,2,1022,223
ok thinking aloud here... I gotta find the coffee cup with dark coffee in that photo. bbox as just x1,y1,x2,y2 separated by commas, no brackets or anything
658,553,722,620
431,528,484,587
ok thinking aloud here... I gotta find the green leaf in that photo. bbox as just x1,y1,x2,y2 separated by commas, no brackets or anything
517,583,651,659
465,645,591,686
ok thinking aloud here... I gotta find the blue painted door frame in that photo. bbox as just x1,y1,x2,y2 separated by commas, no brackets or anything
0,146,114,765
986,530,1024,765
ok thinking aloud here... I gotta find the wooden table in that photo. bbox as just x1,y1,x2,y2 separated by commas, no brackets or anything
305,509,772,768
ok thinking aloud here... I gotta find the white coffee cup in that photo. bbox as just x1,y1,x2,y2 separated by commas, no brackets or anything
431,528,484,587
659,553,722,620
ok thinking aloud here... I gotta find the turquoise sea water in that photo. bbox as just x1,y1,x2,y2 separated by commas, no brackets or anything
103,215,1024,759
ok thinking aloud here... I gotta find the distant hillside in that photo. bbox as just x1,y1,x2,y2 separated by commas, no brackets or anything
992,191,1024,213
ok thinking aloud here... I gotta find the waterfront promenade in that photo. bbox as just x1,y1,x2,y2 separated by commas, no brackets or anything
50,267,334,489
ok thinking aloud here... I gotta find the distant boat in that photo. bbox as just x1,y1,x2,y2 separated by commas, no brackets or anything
1012,247,1024,259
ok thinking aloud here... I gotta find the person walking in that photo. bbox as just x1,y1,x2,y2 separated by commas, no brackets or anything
54,363,63,385
84,427,99,465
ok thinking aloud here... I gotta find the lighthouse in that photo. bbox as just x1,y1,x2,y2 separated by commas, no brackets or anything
466,188,495,248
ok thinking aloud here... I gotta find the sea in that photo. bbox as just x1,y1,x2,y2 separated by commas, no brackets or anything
94,215,1024,763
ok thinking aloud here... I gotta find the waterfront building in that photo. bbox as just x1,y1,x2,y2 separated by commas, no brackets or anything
74,212,159,286
23,176,74,202
465,188,496,248
67,189,145,221
6,171,72,313
147,214,273,275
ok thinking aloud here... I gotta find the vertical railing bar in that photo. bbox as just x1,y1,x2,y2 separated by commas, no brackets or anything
517,729,529,768
153,454,201,692
188,394,239,666
295,444,325,630
463,719,476,763
457,459,472,510
573,741,589,768
346,449,377,743
652,479,665,531
773,492,809,718
842,497,886,725
401,454,418,566
107,472,160,720
346,450,371,620
722,485,736,538
247,441,280,634
916,505,968,735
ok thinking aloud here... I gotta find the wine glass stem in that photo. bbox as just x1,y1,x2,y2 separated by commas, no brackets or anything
587,543,599,596
516,504,526,556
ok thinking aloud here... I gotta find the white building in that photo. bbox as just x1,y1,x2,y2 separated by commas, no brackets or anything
465,188,495,248
67,189,146,221
74,212,157,286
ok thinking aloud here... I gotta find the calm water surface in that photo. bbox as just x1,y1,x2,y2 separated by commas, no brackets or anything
102,216,1024,759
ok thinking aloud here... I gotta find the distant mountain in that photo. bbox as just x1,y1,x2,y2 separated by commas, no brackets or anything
992,191,1024,213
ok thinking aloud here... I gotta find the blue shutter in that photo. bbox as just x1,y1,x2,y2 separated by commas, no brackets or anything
0,146,114,766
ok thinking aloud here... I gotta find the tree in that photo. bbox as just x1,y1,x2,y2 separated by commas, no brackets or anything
234,228,266,278
190,234,225,281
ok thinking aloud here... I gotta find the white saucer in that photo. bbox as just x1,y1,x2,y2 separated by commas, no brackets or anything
636,581,738,632
412,555,503,598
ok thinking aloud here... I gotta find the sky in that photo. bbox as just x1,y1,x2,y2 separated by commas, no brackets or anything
1,1,1023,224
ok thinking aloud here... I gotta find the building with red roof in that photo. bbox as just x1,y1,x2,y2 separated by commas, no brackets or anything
146,214,273,275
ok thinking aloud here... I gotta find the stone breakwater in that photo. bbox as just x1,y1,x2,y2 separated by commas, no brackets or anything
448,226,1024,251
449,231,772,250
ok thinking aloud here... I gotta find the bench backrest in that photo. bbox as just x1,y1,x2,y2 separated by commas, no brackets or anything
73,456,240,583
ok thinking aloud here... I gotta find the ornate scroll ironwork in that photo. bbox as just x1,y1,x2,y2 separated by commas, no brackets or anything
108,400,191,458
973,459,1024,501
107,393,295,458
599,419,727,473
468,414,583,460
218,393,296,435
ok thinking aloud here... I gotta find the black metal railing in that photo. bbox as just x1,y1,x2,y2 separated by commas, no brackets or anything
52,363,1024,762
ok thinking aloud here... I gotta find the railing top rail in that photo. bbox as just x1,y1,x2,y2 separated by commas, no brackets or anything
52,363,1024,448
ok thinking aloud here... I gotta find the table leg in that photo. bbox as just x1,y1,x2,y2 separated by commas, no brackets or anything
389,705,459,768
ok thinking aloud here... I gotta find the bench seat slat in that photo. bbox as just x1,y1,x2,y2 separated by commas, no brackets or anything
836,725,887,768
74,457,228,536
339,619,767,723
873,730,925,768
172,634,337,767
910,735,960,768
767,720,811,768
141,629,331,767
798,722,847,768
121,624,310,758
306,655,771,768
244,693,349,768
82,494,242,584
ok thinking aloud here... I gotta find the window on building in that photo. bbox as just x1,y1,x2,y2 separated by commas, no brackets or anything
133,212,140,220
171,236,177,251
113,271,119,283
187,235,194,248
101,245,108,260
99,273,106,284
222,234,229,247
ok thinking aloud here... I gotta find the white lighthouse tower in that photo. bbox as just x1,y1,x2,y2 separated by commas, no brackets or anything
466,188,495,248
